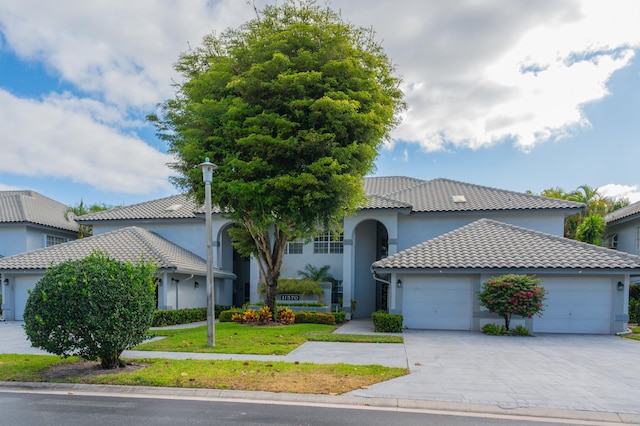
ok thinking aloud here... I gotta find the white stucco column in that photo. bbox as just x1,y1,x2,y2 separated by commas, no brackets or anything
341,238,354,318
158,271,169,310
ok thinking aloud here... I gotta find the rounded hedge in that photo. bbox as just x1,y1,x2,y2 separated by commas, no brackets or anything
23,251,157,368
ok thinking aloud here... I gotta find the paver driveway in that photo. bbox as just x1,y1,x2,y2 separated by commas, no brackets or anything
348,329,640,415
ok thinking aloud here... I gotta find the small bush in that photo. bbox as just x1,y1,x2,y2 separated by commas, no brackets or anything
513,325,531,336
481,323,509,335
294,311,336,325
371,311,403,333
258,278,324,297
277,307,295,325
243,309,258,324
219,308,245,322
258,306,273,324
333,311,346,324
630,284,640,301
630,299,640,324
152,308,207,327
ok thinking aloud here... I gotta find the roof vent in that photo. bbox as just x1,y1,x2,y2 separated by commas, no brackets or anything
452,195,466,203
165,204,183,211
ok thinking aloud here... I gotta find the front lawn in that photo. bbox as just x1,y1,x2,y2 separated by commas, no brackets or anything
136,322,402,355
0,355,407,394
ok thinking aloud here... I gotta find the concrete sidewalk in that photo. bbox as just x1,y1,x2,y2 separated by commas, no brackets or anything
3,319,640,423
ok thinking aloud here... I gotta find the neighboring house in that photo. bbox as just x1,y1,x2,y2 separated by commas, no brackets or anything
1,177,637,334
0,226,235,321
605,201,640,255
0,191,78,258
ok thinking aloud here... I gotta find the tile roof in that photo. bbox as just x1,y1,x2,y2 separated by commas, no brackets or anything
363,177,585,212
605,200,640,224
0,191,78,232
77,194,220,222
372,219,640,271
77,176,585,221
0,226,234,278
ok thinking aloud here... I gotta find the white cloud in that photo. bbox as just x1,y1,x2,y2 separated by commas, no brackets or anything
0,0,639,199
335,0,640,152
0,183,25,191
598,184,640,204
0,89,173,194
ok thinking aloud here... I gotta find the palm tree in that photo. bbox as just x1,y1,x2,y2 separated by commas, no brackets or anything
569,185,606,217
297,264,334,282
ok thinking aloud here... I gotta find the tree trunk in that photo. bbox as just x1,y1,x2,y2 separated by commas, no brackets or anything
263,271,280,314
100,352,126,369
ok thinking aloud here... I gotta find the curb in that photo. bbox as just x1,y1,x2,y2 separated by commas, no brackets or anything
2,381,639,424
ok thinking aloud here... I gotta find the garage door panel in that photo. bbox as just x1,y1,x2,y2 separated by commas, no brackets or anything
533,278,612,334
403,276,472,330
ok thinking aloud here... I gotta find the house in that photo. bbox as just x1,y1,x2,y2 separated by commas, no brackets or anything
0,226,235,321
605,201,640,254
1,177,638,334
0,190,78,258
372,219,640,334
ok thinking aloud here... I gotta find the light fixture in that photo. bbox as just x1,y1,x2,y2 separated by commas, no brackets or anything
617,281,624,291
194,281,199,289
197,157,218,347
396,279,402,288
3,278,8,286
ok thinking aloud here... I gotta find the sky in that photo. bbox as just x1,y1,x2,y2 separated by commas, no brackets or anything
0,0,639,208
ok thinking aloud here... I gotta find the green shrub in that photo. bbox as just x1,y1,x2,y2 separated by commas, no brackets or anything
371,311,403,333
23,251,156,369
513,325,531,336
629,299,640,324
294,311,336,325
219,308,245,322
258,278,324,297
152,307,207,327
630,284,640,301
481,323,509,335
333,311,346,324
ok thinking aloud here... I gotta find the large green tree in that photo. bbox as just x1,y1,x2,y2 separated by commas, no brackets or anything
151,0,404,312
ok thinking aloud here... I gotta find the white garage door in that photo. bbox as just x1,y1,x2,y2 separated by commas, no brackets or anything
403,276,472,330
14,276,39,321
533,277,613,334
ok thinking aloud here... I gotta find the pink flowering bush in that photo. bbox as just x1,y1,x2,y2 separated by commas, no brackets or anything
478,274,546,331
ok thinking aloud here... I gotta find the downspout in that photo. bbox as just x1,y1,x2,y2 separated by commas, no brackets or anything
372,269,393,312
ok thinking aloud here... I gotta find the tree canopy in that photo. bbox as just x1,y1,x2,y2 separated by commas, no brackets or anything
151,0,404,311
537,184,629,243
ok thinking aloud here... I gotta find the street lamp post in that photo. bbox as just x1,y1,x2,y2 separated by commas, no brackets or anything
198,158,218,347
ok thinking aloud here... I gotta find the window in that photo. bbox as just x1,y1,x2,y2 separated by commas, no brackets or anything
46,235,68,247
604,233,618,250
284,241,303,254
636,227,640,251
313,231,343,254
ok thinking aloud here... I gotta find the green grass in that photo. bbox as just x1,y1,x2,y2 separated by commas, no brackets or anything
0,355,407,394
136,322,402,354
624,326,640,341
0,354,78,382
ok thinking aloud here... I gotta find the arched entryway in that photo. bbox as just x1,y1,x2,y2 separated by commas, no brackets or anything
218,224,251,307
352,220,389,318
